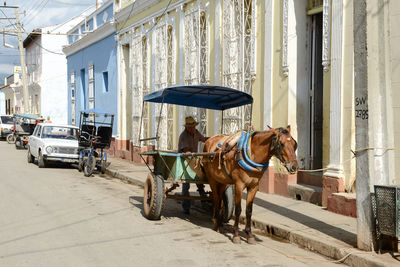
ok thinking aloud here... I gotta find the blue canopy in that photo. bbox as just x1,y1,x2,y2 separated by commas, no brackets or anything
13,113,43,120
143,85,253,111
82,109,114,116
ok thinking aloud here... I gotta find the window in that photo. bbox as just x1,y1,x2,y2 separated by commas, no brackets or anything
103,71,109,92
184,3,208,135
222,0,256,133
88,64,94,109
132,31,149,146
71,71,76,125
80,69,86,109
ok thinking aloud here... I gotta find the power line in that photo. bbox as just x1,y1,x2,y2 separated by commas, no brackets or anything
0,29,85,36
51,0,92,7
117,0,137,31
129,0,173,49
22,0,51,26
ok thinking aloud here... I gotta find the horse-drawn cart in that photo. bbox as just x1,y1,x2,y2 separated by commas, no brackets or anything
139,85,253,220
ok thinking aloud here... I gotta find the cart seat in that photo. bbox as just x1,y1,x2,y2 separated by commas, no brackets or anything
95,126,112,149
79,124,96,146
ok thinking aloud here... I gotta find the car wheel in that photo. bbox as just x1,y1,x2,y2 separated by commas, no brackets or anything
38,151,47,168
27,147,34,163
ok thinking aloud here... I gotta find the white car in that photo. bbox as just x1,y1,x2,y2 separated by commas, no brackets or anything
0,115,13,139
27,123,79,168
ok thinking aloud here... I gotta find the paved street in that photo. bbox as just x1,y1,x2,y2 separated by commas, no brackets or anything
0,141,344,267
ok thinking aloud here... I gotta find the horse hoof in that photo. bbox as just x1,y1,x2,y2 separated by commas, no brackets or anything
247,236,256,245
218,226,225,234
232,236,241,244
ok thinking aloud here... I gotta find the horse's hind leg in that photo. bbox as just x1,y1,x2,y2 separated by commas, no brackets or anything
245,185,259,244
208,178,220,231
232,182,245,244
216,183,226,233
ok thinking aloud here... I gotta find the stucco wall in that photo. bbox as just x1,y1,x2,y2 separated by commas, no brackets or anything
389,1,400,184
0,92,4,114
40,30,69,124
67,34,118,134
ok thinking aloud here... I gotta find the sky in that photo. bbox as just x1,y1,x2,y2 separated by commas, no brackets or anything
0,0,97,84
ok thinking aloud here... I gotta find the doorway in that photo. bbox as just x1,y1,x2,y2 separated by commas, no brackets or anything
309,13,323,170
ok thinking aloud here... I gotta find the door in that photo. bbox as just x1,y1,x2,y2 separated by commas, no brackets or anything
310,13,323,170
29,125,41,157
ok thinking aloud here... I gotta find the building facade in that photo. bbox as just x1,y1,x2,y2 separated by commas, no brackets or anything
64,0,118,135
0,67,22,115
21,10,92,124
114,0,400,211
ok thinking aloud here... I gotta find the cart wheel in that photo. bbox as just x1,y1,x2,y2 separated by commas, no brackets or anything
222,185,235,223
78,152,84,172
38,151,47,168
84,155,96,177
7,134,15,144
27,147,34,163
99,153,107,174
143,173,165,220
100,159,107,174
15,137,22,149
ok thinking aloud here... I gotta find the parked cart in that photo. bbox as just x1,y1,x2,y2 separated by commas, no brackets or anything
13,113,44,149
77,109,114,177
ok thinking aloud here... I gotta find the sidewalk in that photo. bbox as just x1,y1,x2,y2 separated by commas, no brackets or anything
106,156,399,267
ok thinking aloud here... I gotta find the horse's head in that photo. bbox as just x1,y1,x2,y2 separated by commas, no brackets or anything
271,125,299,174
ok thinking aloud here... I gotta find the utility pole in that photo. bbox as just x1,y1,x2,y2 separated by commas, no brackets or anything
354,0,375,251
15,7,29,113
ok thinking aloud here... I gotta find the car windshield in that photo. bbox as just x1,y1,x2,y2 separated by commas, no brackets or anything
1,116,13,124
41,126,78,140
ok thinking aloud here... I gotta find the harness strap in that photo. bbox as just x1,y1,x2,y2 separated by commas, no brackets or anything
237,131,269,173
221,152,234,180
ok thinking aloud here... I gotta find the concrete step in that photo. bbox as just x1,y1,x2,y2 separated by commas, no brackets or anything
327,193,356,217
287,183,322,205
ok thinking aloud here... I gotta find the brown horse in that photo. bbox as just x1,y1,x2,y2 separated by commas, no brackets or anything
202,126,298,244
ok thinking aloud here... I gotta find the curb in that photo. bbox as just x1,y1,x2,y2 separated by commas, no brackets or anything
105,169,145,187
105,167,391,267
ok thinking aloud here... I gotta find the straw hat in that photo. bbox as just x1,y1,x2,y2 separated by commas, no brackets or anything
184,116,199,127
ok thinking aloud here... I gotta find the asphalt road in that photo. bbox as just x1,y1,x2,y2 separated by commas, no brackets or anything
0,141,345,267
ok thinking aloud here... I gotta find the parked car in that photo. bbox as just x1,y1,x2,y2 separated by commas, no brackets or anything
27,123,79,168
0,114,14,139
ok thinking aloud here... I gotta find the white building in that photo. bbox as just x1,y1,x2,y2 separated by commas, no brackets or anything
19,7,95,123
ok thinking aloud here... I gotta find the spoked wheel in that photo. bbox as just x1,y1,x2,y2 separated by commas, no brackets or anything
222,185,235,223
83,155,96,177
15,137,22,149
7,134,15,144
100,158,107,174
98,153,107,174
143,173,165,220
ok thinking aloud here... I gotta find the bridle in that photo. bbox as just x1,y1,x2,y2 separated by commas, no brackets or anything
271,129,298,169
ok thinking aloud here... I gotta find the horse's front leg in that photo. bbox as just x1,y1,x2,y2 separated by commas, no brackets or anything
245,184,259,244
233,182,245,244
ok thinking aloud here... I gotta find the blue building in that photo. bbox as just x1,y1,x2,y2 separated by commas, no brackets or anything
63,0,117,134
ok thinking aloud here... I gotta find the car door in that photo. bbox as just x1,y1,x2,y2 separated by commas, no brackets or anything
29,125,41,157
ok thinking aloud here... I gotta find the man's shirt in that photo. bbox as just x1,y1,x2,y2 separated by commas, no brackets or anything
178,129,206,153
